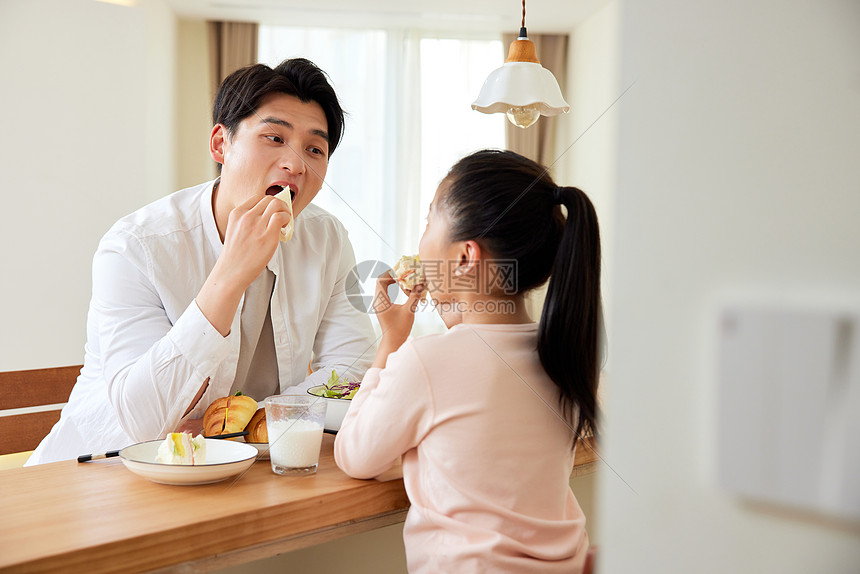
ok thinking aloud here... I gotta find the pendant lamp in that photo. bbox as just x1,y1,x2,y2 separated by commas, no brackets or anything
472,0,570,129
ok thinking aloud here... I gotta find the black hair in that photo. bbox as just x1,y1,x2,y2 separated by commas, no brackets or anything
442,149,602,447
212,58,345,157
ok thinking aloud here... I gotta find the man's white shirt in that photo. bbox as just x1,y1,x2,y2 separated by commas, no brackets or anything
27,180,376,464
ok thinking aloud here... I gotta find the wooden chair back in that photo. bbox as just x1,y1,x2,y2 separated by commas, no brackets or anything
0,365,81,455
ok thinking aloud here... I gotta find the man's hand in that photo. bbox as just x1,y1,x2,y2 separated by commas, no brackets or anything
218,195,291,289
196,195,291,336
175,418,204,435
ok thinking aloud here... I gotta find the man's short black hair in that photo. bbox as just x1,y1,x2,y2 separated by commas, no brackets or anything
213,58,345,156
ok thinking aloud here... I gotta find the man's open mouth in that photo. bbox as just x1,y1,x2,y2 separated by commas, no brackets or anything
266,185,295,202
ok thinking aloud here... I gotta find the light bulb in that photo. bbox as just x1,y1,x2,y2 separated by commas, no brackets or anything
506,105,541,129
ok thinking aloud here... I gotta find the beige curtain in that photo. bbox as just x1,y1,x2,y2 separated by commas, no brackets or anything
503,33,568,166
208,21,259,99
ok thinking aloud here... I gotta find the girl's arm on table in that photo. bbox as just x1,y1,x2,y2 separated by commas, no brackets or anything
334,275,432,478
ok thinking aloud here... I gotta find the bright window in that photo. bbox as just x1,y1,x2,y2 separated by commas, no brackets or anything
258,27,505,333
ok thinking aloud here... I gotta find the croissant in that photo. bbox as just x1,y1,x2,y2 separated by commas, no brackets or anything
203,393,258,439
245,408,268,443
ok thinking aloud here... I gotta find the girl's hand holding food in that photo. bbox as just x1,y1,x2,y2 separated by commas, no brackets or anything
372,273,425,368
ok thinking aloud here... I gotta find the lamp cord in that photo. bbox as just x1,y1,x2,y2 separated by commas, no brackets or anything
521,0,526,28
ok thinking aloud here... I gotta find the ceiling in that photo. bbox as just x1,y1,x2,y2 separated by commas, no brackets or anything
165,0,609,35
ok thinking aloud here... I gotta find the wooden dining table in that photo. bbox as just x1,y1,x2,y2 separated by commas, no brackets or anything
0,434,598,573
0,434,408,573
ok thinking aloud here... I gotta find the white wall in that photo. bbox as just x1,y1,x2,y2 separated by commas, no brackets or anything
0,0,176,371
542,0,623,551
556,0,620,345
176,18,217,190
602,0,860,572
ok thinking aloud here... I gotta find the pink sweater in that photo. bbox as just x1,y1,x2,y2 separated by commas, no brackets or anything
334,323,589,573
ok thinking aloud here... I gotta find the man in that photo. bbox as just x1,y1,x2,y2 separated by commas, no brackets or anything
27,59,376,464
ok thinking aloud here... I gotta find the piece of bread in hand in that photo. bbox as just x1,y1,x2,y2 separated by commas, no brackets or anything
391,254,427,300
273,186,294,241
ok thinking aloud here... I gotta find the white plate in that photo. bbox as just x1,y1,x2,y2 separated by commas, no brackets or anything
119,439,257,486
307,386,353,431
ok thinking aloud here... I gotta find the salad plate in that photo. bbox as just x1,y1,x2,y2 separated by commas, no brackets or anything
307,386,354,431
307,370,359,431
119,438,257,486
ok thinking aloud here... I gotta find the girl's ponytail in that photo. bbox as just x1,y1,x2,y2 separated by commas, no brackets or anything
538,186,602,447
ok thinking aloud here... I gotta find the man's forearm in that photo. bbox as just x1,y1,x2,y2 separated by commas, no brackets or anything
195,263,246,337
183,377,210,417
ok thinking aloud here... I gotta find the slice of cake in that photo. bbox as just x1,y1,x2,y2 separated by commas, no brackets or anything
156,432,206,465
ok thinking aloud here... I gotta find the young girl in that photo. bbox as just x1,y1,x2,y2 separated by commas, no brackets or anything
334,149,601,573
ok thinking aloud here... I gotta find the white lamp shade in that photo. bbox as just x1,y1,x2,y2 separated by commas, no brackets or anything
472,61,570,117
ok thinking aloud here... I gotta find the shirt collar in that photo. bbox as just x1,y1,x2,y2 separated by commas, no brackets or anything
201,178,223,258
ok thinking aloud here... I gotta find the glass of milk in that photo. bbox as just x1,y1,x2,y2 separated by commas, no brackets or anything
264,395,327,476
